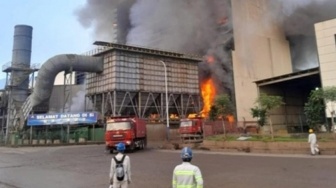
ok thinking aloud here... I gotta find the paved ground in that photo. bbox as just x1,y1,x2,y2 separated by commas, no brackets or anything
0,144,336,188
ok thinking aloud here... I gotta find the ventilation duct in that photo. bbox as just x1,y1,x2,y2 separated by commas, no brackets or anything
30,54,103,107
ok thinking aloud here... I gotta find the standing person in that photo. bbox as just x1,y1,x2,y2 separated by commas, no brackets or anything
172,147,203,188
308,129,320,155
109,142,131,188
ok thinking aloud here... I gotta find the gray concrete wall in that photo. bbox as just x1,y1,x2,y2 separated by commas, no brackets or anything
231,0,292,122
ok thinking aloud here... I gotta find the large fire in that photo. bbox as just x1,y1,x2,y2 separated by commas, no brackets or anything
200,78,216,117
199,55,234,122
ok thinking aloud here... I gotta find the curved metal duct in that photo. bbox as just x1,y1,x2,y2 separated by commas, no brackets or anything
30,54,103,107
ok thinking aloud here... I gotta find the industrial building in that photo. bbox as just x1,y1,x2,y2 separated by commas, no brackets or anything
230,0,335,133
315,18,336,118
0,25,202,144
1,1,336,144
85,41,202,120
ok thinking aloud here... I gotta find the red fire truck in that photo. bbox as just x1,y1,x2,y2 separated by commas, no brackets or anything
179,116,204,142
105,116,147,153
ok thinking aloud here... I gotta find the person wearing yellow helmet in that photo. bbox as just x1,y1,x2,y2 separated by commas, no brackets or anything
308,129,320,155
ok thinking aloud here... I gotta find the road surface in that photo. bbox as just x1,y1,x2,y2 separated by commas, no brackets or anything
0,145,336,188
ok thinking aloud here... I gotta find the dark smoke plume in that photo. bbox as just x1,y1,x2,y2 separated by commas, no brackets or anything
76,0,336,95
77,0,234,97
270,0,336,71
76,0,135,43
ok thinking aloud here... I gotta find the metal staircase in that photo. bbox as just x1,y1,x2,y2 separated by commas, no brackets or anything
4,62,39,132
10,96,33,131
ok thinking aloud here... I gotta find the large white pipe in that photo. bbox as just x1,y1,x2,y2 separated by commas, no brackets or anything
30,54,103,107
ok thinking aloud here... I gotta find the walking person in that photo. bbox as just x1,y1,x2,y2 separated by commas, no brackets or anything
308,129,320,155
172,147,203,188
109,142,131,188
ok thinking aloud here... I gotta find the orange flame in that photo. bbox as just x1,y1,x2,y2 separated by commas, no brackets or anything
227,115,235,123
217,115,235,122
206,55,215,63
170,114,179,119
200,78,216,117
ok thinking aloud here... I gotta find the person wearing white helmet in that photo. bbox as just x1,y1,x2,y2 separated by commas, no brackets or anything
172,147,203,188
109,142,131,188
308,129,320,155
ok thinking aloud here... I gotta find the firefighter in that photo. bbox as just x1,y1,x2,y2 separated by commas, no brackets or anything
308,129,320,155
172,147,203,188
109,142,131,188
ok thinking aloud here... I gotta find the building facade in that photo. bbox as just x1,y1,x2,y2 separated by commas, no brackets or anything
315,18,336,118
85,42,202,121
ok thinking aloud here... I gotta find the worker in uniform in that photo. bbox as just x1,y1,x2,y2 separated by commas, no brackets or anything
109,142,131,188
308,129,320,155
172,147,203,188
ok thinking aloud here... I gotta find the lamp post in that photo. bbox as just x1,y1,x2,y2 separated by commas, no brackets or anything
160,60,169,141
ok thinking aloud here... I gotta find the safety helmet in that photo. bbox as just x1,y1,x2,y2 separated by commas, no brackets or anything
116,142,126,152
181,147,193,160
309,129,313,133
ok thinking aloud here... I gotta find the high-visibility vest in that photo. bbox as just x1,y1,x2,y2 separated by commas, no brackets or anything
172,162,203,188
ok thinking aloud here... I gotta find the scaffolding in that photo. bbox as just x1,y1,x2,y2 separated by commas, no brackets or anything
1,62,40,143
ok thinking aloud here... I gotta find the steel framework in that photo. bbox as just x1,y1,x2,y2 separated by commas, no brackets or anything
85,42,203,121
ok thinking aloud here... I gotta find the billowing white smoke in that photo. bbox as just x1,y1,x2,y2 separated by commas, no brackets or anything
64,84,94,113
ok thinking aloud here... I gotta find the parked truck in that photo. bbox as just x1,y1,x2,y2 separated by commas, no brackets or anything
105,116,147,153
179,115,229,143
179,116,204,143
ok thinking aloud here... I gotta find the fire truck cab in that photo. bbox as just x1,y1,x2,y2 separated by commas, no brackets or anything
179,116,204,141
105,116,147,153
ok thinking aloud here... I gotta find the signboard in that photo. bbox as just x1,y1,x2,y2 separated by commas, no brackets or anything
27,112,98,126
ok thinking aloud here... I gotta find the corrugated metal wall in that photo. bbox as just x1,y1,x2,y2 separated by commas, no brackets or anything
85,45,202,119
86,50,199,94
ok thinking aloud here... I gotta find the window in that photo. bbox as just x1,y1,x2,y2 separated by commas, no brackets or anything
106,122,131,131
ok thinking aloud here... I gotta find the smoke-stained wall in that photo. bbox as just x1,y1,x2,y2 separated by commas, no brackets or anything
231,0,292,121
231,0,336,121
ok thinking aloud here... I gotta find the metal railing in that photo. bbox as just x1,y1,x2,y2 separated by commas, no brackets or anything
2,62,41,72
82,46,112,56
2,61,11,71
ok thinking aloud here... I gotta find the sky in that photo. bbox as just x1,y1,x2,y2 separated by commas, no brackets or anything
0,0,94,81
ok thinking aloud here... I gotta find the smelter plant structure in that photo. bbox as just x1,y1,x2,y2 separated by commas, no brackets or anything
1,25,39,139
85,41,203,122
